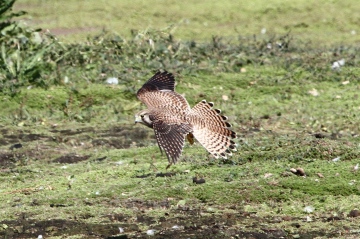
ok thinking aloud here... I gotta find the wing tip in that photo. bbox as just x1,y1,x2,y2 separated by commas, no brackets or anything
139,70,176,93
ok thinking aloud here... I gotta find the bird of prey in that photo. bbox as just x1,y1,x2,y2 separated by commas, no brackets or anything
135,70,237,166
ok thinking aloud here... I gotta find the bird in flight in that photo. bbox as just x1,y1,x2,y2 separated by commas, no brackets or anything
135,70,237,167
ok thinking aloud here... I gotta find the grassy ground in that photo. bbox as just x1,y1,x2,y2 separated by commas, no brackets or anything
14,0,360,45
1,0,360,238
1,69,359,238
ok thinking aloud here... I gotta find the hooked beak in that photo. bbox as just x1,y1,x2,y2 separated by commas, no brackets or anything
134,115,142,124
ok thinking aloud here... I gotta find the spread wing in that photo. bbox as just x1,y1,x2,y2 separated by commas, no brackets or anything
137,71,190,112
137,70,193,164
153,120,192,164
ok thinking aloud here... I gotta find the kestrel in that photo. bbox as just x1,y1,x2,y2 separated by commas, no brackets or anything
135,70,237,166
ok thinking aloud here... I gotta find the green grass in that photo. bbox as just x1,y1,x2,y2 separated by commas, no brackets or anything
1,0,360,238
1,68,360,237
15,0,360,45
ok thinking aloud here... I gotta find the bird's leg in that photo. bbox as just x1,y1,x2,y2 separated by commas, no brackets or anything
149,154,158,172
164,152,174,170
166,163,172,170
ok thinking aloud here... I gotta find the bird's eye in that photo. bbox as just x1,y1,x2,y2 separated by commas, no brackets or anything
141,115,144,118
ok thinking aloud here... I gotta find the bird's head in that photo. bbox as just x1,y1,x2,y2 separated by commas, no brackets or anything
135,109,154,128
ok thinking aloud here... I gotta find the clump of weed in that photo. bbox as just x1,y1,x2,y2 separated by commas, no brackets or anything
2,0,359,97
0,0,61,96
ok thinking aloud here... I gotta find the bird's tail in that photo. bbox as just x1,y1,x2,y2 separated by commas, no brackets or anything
189,100,237,158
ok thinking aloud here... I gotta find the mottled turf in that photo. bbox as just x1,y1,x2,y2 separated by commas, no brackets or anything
1,0,359,238
15,0,360,45
1,68,359,238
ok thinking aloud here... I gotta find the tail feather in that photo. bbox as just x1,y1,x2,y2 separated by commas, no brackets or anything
189,100,237,159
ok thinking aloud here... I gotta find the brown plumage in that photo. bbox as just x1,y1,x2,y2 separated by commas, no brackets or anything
135,70,237,166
